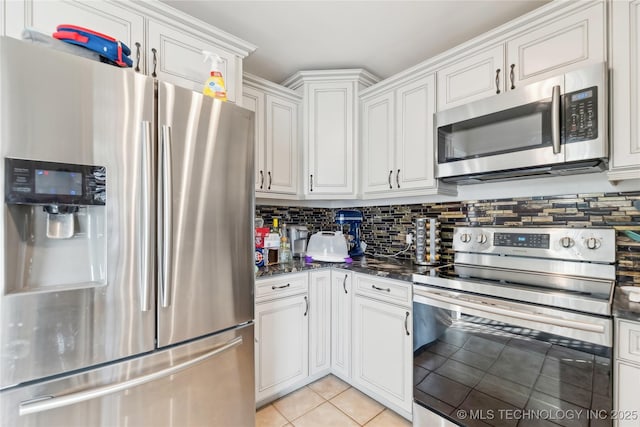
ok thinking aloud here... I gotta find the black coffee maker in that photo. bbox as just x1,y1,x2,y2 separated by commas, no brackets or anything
335,209,364,257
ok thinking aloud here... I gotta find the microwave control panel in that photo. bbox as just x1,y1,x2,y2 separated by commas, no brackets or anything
5,157,106,206
565,86,597,142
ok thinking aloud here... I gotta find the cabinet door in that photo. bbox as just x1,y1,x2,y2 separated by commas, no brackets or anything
609,0,640,180
353,295,412,413
265,94,299,194
309,270,331,376
5,0,144,65
242,87,267,192
395,73,437,191
331,270,352,380
306,82,355,196
361,90,395,195
436,45,505,111
506,2,605,89
147,20,239,103
255,294,309,404
615,361,640,427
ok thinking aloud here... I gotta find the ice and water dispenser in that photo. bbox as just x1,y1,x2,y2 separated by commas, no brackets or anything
4,158,107,292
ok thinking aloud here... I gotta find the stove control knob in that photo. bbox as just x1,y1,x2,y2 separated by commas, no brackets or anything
460,233,472,243
560,236,574,248
476,234,487,244
585,237,600,250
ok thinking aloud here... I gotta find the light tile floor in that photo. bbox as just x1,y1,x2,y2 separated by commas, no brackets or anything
256,375,411,427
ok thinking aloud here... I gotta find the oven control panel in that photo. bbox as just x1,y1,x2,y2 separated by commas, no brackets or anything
453,226,615,263
494,232,550,249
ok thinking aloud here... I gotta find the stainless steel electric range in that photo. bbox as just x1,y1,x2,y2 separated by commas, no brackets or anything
412,226,616,427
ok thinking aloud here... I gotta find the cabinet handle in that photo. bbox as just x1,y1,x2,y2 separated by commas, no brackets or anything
304,296,309,316
396,169,400,188
134,42,141,72
509,64,515,90
151,48,158,78
309,174,313,192
372,284,391,292
388,170,393,189
271,283,290,290
495,68,501,94
343,274,348,294
259,170,264,190
404,311,410,336
268,171,272,190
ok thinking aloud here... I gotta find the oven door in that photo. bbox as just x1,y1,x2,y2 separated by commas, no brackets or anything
413,285,613,427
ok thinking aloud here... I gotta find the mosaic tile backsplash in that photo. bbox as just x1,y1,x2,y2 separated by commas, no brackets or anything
256,191,640,286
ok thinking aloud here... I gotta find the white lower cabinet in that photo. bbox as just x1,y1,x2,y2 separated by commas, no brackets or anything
614,318,640,427
352,274,413,420
331,269,353,381
309,270,331,377
255,274,309,405
255,269,412,422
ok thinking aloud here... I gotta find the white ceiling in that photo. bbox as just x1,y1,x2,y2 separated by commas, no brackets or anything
162,0,551,84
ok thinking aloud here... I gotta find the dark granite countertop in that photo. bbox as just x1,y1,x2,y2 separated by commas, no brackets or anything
613,287,640,322
258,257,640,322
256,255,439,283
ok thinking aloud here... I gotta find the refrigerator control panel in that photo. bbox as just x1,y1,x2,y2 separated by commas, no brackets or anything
5,157,106,206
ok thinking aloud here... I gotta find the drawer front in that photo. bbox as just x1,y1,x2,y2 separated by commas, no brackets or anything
617,319,640,364
354,274,412,307
256,273,308,301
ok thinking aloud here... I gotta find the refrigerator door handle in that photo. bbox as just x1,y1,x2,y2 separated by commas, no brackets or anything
160,125,173,308
18,336,243,416
140,121,153,312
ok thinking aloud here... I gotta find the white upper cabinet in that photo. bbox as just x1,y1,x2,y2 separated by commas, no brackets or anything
244,73,301,198
437,45,505,111
5,1,255,103
395,74,437,191
361,90,395,194
362,73,449,199
436,1,605,111
147,20,241,102
265,94,299,195
506,2,605,89
241,85,266,192
283,70,379,199
5,0,144,51
608,0,640,181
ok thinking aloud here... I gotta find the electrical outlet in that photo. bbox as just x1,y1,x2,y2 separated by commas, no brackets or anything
405,232,414,244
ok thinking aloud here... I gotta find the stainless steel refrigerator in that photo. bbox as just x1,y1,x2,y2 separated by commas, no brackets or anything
0,36,255,426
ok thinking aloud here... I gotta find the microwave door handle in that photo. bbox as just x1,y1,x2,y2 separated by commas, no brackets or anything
551,85,561,154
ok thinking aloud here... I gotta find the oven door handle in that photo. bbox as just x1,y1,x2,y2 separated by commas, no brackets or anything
414,288,605,334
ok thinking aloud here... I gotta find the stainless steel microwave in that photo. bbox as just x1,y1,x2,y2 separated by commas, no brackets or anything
435,63,607,184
